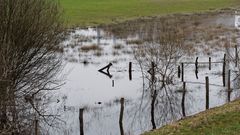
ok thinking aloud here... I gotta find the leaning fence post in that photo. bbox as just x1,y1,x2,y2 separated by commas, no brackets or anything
206,76,209,110
209,57,211,70
222,54,226,87
181,63,184,82
119,98,124,135
79,108,84,135
129,62,132,81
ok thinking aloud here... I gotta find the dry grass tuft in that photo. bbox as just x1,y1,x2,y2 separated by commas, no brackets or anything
80,44,102,52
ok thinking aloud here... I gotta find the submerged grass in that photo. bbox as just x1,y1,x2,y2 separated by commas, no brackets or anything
80,44,102,52
60,0,240,27
143,99,240,135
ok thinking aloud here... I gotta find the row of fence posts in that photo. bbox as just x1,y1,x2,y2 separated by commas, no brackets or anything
108,51,237,85
178,54,234,88
164,52,234,116
182,75,231,116
178,57,212,81
79,98,125,135
93,52,236,134
111,62,132,87
179,53,234,115
127,55,232,117
35,46,239,135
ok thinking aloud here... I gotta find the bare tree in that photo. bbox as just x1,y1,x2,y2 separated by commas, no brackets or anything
132,18,185,86
0,0,64,134
120,18,186,131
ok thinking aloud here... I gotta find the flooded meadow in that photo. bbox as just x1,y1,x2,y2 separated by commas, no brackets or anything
52,9,240,135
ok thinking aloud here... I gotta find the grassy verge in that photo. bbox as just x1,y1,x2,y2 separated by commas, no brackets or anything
59,0,240,27
143,99,240,135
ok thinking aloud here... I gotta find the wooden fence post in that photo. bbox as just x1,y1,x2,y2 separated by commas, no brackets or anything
182,82,186,117
195,57,199,79
119,98,124,135
209,57,211,70
206,76,209,110
129,62,132,81
235,45,238,67
228,70,231,102
112,80,115,87
222,54,226,87
181,63,184,82
178,65,181,78
79,108,84,135
228,70,231,92
195,57,198,70
35,119,38,135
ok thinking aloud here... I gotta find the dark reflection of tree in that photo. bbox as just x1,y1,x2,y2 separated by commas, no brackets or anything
127,19,187,131
0,0,64,134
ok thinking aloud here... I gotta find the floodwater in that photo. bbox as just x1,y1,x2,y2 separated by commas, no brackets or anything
52,10,240,135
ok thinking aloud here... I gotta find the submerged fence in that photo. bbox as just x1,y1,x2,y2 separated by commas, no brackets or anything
93,53,238,135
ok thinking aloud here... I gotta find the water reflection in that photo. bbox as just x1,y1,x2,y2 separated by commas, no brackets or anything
59,10,240,135
131,20,186,130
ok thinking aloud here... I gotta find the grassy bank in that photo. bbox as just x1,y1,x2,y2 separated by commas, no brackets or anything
60,0,240,27
143,99,240,135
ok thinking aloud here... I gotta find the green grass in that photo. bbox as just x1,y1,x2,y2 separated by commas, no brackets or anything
143,99,240,135
59,0,240,27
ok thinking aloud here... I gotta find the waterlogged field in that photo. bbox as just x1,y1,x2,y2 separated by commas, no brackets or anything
60,0,240,27
49,9,240,135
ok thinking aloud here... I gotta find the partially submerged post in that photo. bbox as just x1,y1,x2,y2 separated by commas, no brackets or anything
178,65,181,78
195,69,199,79
222,54,226,87
228,70,231,102
119,98,124,135
209,57,211,70
195,57,199,79
181,63,184,82
228,70,231,92
205,76,209,110
35,119,38,135
79,108,84,135
181,82,186,117
129,62,132,81
195,57,198,71
112,80,115,87
235,45,238,67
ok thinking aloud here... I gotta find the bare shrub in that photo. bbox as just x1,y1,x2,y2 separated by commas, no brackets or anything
0,0,64,134
133,19,185,86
